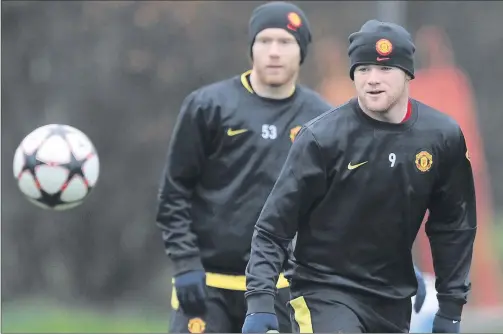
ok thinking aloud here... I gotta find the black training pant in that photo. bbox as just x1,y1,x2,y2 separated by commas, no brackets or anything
170,286,292,333
288,281,412,333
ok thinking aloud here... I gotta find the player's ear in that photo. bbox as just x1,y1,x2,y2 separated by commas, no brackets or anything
401,69,411,81
248,52,254,67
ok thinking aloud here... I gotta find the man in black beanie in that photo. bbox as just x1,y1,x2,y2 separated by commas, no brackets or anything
155,1,332,333
244,19,476,333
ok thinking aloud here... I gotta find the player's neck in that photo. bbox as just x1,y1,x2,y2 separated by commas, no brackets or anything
249,70,297,100
359,94,410,124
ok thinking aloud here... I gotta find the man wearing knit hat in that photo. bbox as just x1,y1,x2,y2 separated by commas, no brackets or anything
244,20,476,333
156,2,332,333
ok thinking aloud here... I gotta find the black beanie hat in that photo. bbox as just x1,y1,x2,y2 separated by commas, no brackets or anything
248,1,312,64
348,19,416,80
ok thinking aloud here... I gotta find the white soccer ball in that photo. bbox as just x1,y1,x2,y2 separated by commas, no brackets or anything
13,124,100,211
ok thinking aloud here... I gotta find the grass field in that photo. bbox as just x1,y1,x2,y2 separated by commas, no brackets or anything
3,218,503,333
2,300,168,333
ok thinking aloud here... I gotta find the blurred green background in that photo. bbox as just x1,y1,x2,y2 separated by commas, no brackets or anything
3,300,167,333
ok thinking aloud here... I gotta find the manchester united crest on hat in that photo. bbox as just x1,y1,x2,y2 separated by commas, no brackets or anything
376,38,393,56
287,12,302,31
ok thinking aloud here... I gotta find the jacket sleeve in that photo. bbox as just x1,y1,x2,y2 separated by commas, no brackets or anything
426,126,477,320
245,126,327,314
156,90,216,276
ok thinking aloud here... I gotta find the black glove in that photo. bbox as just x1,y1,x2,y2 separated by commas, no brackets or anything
413,265,426,313
174,270,207,316
432,314,460,333
242,313,279,333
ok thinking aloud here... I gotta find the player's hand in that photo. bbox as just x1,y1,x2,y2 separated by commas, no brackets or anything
242,312,279,333
432,314,460,333
174,270,207,316
413,266,426,313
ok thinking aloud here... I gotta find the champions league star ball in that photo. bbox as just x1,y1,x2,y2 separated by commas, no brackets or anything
13,124,100,210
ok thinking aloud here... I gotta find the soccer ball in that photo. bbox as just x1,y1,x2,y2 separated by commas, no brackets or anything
13,124,100,210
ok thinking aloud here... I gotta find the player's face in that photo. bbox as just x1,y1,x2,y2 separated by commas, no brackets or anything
252,28,301,87
353,65,409,114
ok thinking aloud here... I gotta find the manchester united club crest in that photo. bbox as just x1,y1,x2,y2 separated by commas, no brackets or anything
415,150,433,172
287,12,302,31
188,317,206,333
376,38,393,56
289,126,301,142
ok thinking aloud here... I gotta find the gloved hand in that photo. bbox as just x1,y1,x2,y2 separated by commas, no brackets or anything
174,270,207,316
242,312,279,333
432,314,460,333
413,265,426,313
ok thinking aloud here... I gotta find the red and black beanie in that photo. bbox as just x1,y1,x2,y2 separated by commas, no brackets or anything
348,19,416,80
248,1,312,64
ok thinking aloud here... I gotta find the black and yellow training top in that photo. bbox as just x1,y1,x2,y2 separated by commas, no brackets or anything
156,70,332,290
245,97,477,321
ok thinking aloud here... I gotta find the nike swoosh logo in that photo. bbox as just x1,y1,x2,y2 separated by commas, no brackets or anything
347,161,368,170
377,57,390,61
227,128,248,136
